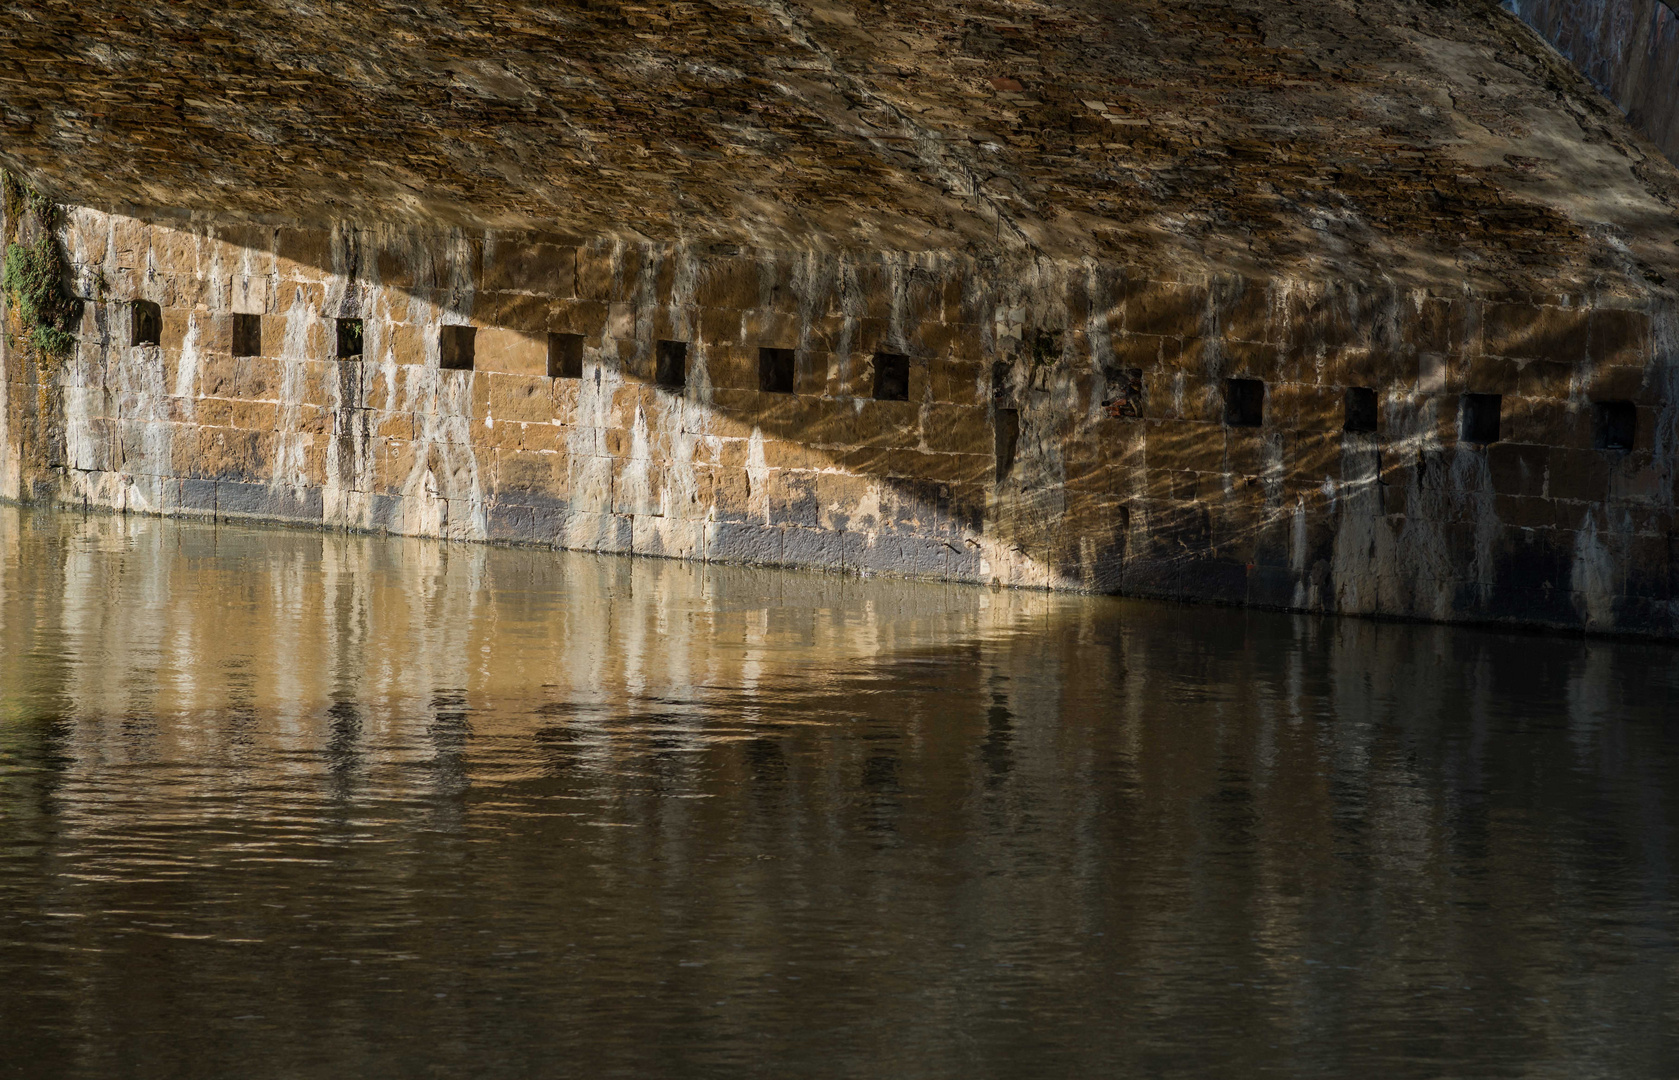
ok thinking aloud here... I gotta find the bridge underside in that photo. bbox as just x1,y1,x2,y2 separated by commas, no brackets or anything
4,0,1679,636
0,0,1675,291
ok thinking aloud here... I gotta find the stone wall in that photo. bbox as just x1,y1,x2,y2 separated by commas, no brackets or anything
4,205,1677,635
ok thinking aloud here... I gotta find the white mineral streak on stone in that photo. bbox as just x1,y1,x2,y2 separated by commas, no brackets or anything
56,213,113,510
293,284,361,529
1330,433,1390,615
746,427,771,523
382,232,485,544
655,247,703,556
1455,447,1501,595
272,336,310,498
624,404,658,518
1390,396,1457,621
1572,511,1617,627
566,359,612,550
1290,496,1311,608
175,309,202,402
1083,261,1114,411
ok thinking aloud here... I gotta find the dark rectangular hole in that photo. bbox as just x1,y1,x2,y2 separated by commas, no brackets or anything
1593,400,1636,451
439,325,476,371
655,340,688,389
1344,386,1378,433
1223,377,1265,427
995,408,1020,482
991,361,1013,403
873,352,910,401
335,318,364,360
759,347,796,394
131,300,161,347
232,313,262,358
548,332,584,379
1461,393,1501,444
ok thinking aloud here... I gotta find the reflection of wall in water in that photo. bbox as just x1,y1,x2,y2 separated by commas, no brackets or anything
1,507,1676,1070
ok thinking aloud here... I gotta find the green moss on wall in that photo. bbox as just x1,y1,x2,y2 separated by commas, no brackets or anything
1,171,74,368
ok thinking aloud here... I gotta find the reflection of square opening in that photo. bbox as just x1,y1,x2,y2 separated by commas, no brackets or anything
1224,377,1264,427
131,300,161,347
655,340,687,389
873,353,910,401
1461,393,1501,444
1594,400,1636,451
759,347,796,394
1344,386,1378,433
548,333,583,379
439,325,475,370
232,313,262,358
335,318,364,360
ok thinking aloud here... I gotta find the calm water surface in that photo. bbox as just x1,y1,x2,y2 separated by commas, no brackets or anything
1,506,1677,1078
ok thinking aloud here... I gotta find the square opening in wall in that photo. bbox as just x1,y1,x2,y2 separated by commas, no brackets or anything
1593,400,1636,451
1344,386,1378,433
232,313,262,358
991,361,1014,404
1224,377,1265,427
1461,393,1501,444
995,408,1020,482
655,340,687,389
548,332,584,379
439,325,476,371
336,318,364,360
760,348,796,394
874,353,910,401
131,300,161,347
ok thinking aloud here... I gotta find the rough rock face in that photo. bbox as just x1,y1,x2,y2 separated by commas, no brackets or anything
0,0,1678,291
3,0,1679,635
1509,0,1679,165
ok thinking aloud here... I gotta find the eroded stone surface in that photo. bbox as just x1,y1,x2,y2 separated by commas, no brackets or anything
1,0,1679,292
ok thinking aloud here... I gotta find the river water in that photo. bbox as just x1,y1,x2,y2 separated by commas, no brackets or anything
0,505,1676,1078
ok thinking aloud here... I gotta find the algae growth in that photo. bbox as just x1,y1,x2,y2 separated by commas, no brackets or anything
1,171,74,365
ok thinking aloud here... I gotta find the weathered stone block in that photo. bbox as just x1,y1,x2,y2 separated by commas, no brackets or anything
216,480,324,522
179,477,218,514
766,471,820,526
784,524,865,569
476,335,547,382
1483,303,1589,363
1124,281,1205,338
854,533,949,577
482,240,576,297
1588,307,1652,366
920,403,990,454
707,521,784,565
477,292,553,336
